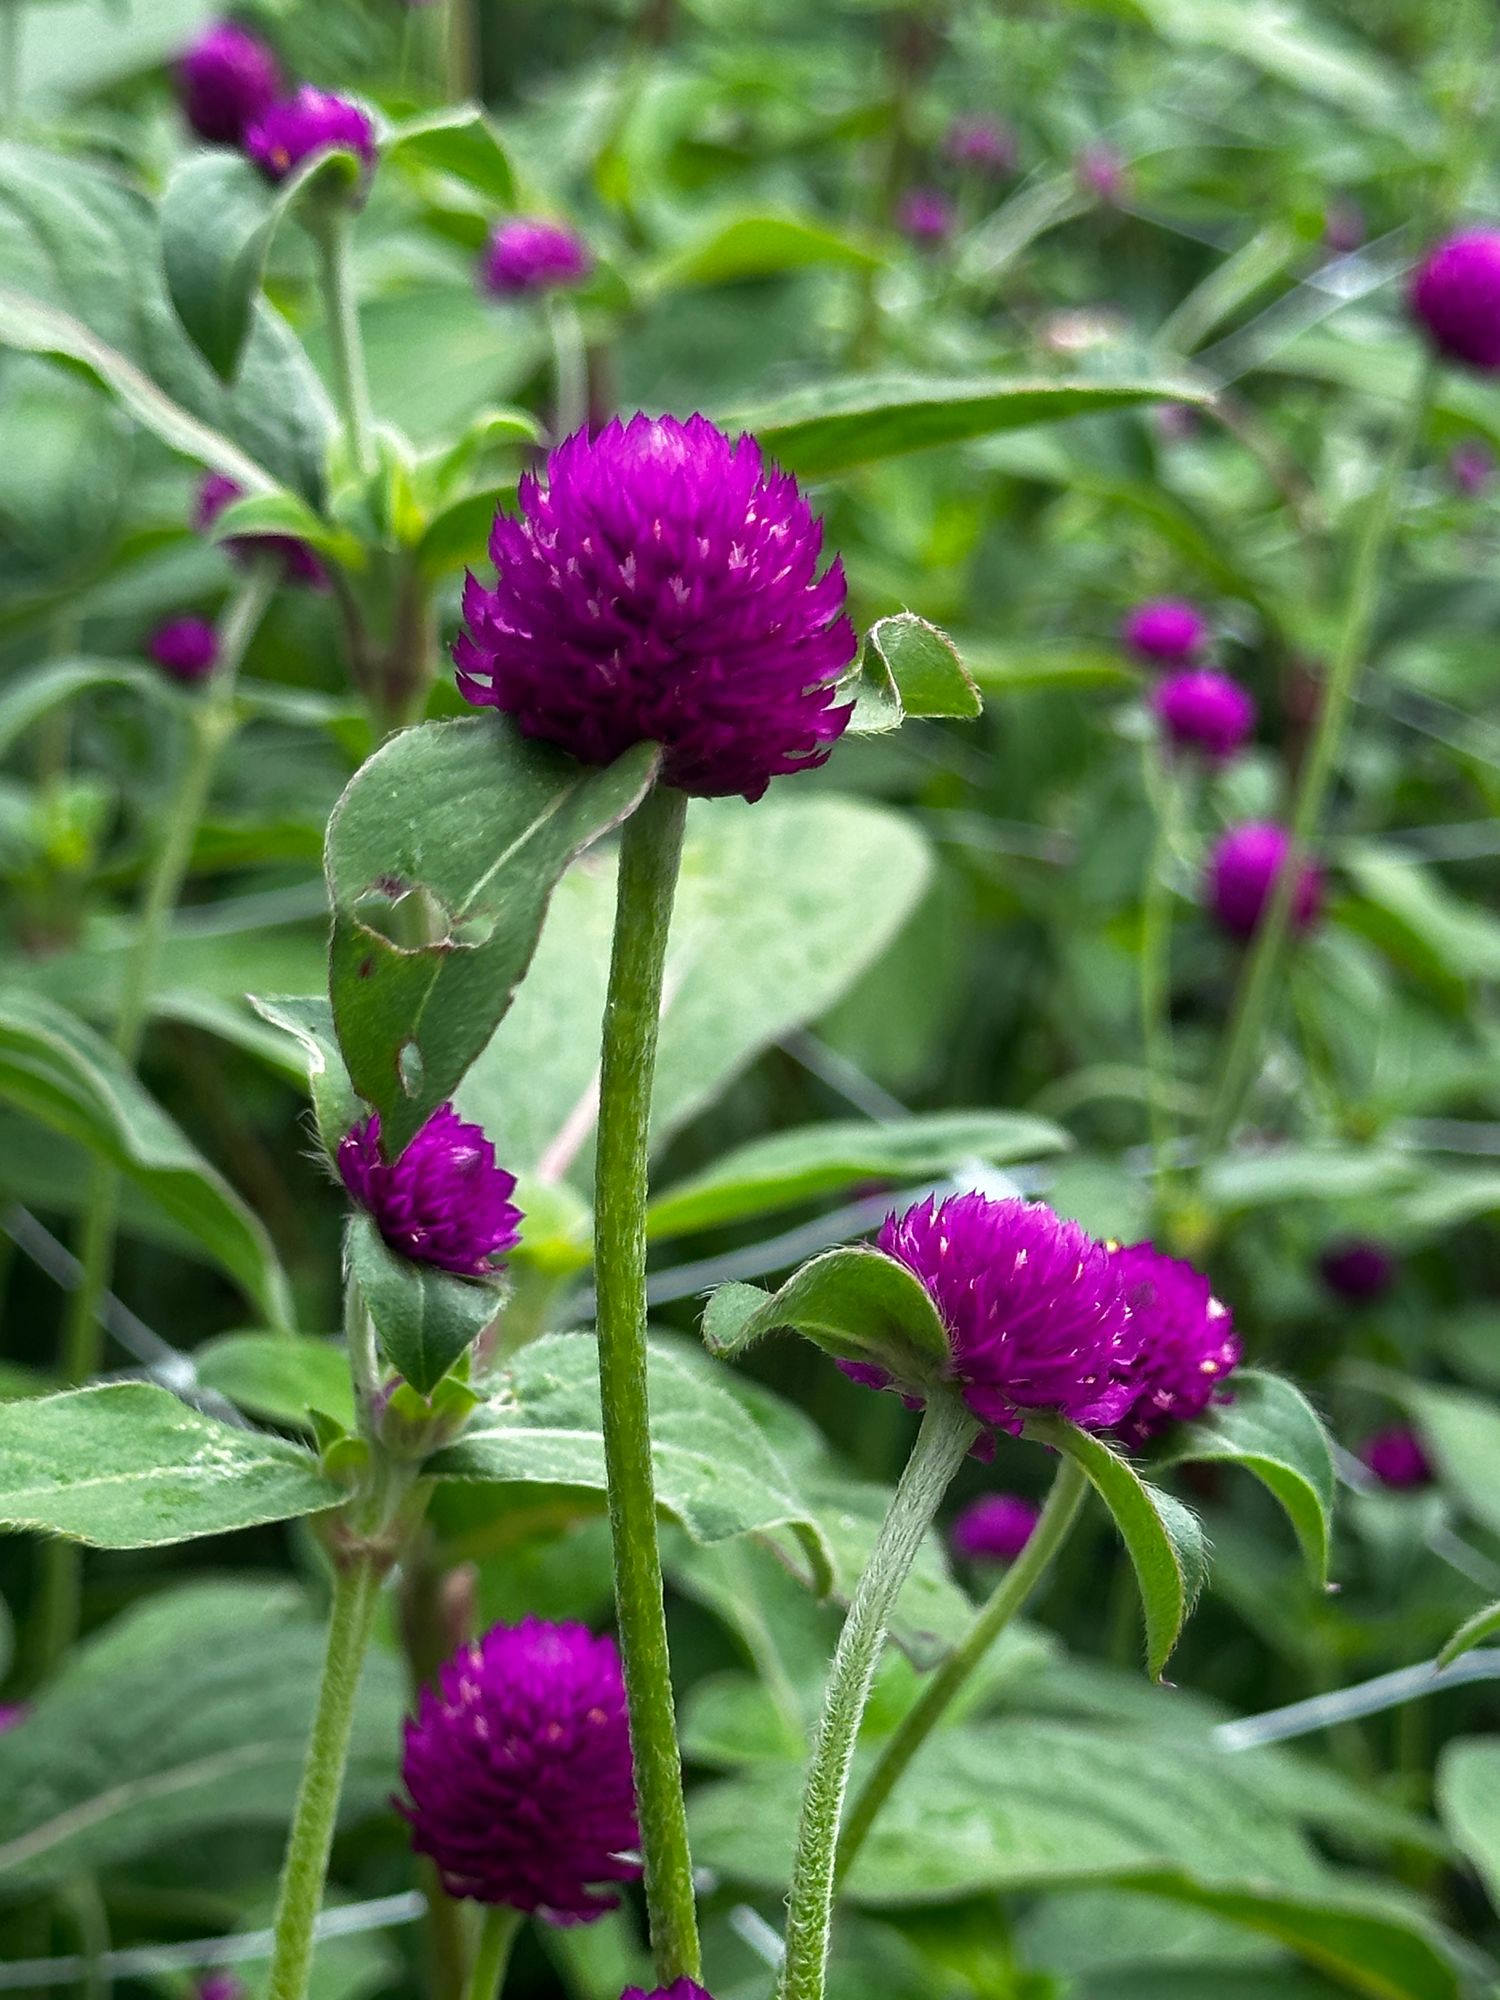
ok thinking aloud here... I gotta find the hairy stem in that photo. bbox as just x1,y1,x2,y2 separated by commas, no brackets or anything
547,296,590,442
1139,749,1188,1187
463,1905,522,2000
313,211,377,480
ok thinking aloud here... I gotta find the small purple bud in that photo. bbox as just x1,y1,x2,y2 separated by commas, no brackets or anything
245,87,377,185
1206,822,1323,940
1153,668,1256,763
177,21,281,146
1121,597,1208,666
1411,231,1500,372
1155,401,1201,444
951,1493,1040,1564
1450,439,1494,497
1076,144,1128,205
193,472,327,588
1318,1237,1398,1303
622,1986,717,2000
1322,197,1365,256
0,1703,29,1733
1109,1241,1241,1446
945,116,1018,176
1361,1424,1432,1490
896,187,955,248
196,1976,246,2000
148,615,219,685
481,217,592,298
338,1104,522,1278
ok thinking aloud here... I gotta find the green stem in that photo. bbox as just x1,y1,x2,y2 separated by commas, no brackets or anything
1202,357,1436,1156
266,1555,383,2000
313,213,376,480
1139,749,1187,1188
463,1905,521,2000
592,783,699,1986
835,1455,1088,1883
546,296,589,442
778,1394,978,2000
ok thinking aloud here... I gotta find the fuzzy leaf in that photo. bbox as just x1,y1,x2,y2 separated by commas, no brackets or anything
702,1245,953,1390
197,1331,357,1433
1439,1600,1500,1670
346,1213,498,1395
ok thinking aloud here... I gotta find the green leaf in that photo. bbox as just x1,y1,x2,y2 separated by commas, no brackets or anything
429,1333,833,1591
384,105,518,204
346,1213,498,1395
0,1579,401,1893
249,994,360,1155
1438,1600,1500,1669
1437,1738,1500,1916
703,1245,954,1391
0,993,291,1323
0,658,163,759
648,1109,1068,1241
1161,1371,1335,1585
196,1331,357,1434
1027,1413,1207,1678
645,210,884,292
213,489,364,568
325,717,658,1154
847,612,983,734
728,373,1213,477
0,1385,345,1547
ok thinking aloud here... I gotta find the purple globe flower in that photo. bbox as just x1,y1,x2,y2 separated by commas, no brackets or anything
194,472,328,588
622,1986,716,2000
400,1618,639,1917
245,86,376,184
339,1104,521,1278
196,1976,245,2000
0,1703,28,1733
1450,440,1494,497
177,22,281,146
1155,402,1201,444
951,1493,1040,1563
1206,822,1323,940
455,414,856,802
1411,231,1500,371
1076,144,1128,204
1319,1237,1398,1303
862,1193,1140,1436
945,116,1018,175
148,615,219,685
1109,1242,1240,1447
896,187,954,247
482,217,592,298
1121,597,1207,667
1361,1424,1433,1490
1153,668,1256,762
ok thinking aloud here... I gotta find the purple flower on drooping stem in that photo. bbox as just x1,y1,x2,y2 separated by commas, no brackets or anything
1410,231,1500,372
1206,822,1323,940
245,86,376,184
481,217,592,298
455,413,855,802
1121,598,1208,667
194,472,328,588
1109,1242,1241,1446
1450,439,1494,497
338,1104,522,1278
1322,197,1365,256
951,1493,1040,1563
1076,144,1128,205
177,21,281,146
148,615,219,685
945,116,1018,176
622,1986,716,2000
1318,1237,1398,1303
1153,668,1256,763
399,1619,639,1917
896,187,954,248
849,1193,1140,1436
1361,1424,1432,1490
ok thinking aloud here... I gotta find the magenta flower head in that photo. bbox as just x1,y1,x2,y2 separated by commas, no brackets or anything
1153,668,1256,763
1206,822,1323,940
400,1618,639,1917
945,116,1018,176
856,1193,1139,1436
622,1986,716,2000
1076,144,1128,204
897,187,955,247
196,1976,245,2000
245,86,376,185
194,472,327,588
1361,1423,1432,1491
0,1703,28,1733
1109,1242,1240,1447
1450,439,1494,497
177,21,280,146
1319,1236,1398,1303
951,1492,1039,1563
456,414,855,803
1411,231,1500,371
1121,597,1207,667
338,1104,521,1277
148,615,219,685
482,217,592,298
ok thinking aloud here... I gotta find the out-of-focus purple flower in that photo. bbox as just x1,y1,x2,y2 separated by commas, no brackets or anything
1121,598,1208,667
196,1975,246,2000
896,187,954,248
951,1493,1040,1563
622,1986,716,2000
400,1618,639,1917
1110,1242,1241,1447
855,1193,1140,1436
481,217,592,298
1153,668,1256,763
1410,231,1500,372
148,615,219,685
1076,144,1128,205
1206,822,1323,940
1323,198,1366,256
1450,439,1494,497
1319,1237,1398,1303
945,116,1018,176
0,1703,28,1733
194,472,328,588
1361,1424,1432,1490
1155,402,1201,444
456,414,855,802
177,21,281,146
339,1104,521,1278
245,86,376,184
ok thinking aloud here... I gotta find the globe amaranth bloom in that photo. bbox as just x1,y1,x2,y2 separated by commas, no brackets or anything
400,1618,639,1918
1410,231,1500,371
945,116,1018,176
339,1104,521,1277
856,1193,1140,1436
1361,1424,1432,1491
148,615,219,685
196,1976,245,2000
1121,597,1207,667
245,86,376,184
1109,1242,1240,1447
177,21,281,146
0,1703,27,1733
455,413,856,802
1153,667,1256,763
194,472,327,588
622,1986,716,2000
1319,1237,1398,1303
482,217,592,298
951,1492,1039,1563
896,187,954,247
1206,822,1323,940
1076,144,1128,204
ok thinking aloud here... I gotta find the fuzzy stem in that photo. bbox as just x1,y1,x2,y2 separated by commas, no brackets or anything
546,296,590,443
313,211,376,481
1139,748,1189,1186
463,1905,522,2000
592,782,698,1985
835,1454,1089,1881
778,1393,978,2000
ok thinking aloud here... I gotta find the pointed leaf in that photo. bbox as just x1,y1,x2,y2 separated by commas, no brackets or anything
863,612,981,724
249,993,359,1155
384,106,518,203
1438,1600,1500,1669
197,1330,356,1433
0,658,163,760
1437,1738,1500,1916
346,1213,498,1395
702,1245,953,1391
